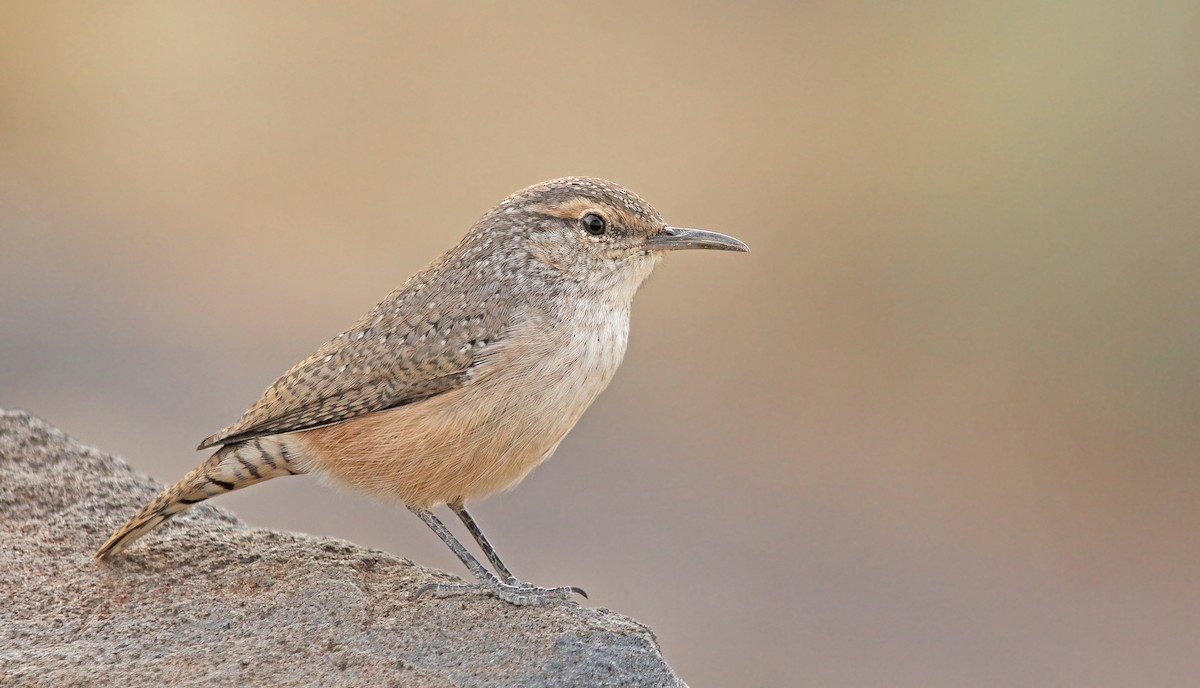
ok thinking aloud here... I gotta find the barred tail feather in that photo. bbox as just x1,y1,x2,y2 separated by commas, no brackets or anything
94,439,300,559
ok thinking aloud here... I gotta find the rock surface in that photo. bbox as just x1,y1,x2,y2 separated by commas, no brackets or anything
0,410,683,687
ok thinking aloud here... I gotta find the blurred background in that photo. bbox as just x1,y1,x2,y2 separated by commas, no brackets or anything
2,2,1198,686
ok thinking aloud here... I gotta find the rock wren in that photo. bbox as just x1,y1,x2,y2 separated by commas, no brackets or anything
95,177,748,605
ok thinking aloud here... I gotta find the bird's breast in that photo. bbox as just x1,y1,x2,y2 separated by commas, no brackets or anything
521,298,632,409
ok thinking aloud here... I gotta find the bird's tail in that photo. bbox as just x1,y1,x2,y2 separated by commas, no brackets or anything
94,438,302,559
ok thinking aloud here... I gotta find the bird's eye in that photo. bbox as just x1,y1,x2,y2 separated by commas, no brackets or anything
581,212,607,236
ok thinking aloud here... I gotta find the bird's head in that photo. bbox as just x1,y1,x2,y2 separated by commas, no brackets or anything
481,177,748,300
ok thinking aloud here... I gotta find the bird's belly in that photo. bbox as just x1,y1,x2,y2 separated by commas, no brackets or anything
291,318,626,507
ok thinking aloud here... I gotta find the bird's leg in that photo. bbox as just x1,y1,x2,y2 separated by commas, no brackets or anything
408,506,586,606
449,503,516,584
448,504,589,598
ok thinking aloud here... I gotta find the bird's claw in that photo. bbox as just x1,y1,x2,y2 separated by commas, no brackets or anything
412,579,586,606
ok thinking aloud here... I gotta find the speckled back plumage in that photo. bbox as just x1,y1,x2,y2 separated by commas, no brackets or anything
197,269,510,449
198,178,664,450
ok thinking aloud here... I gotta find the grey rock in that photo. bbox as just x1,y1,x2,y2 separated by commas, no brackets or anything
0,410,684,688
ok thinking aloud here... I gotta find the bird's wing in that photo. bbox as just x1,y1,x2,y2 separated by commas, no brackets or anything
197,286,514,450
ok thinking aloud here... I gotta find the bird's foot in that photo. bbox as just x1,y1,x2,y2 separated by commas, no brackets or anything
413,577,587,606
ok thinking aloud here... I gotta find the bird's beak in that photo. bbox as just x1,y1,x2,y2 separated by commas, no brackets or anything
647,226,750,253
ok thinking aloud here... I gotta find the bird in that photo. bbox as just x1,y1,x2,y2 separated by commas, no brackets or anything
94,177,748,605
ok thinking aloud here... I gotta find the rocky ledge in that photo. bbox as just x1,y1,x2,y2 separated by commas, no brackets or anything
0,410,682,687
